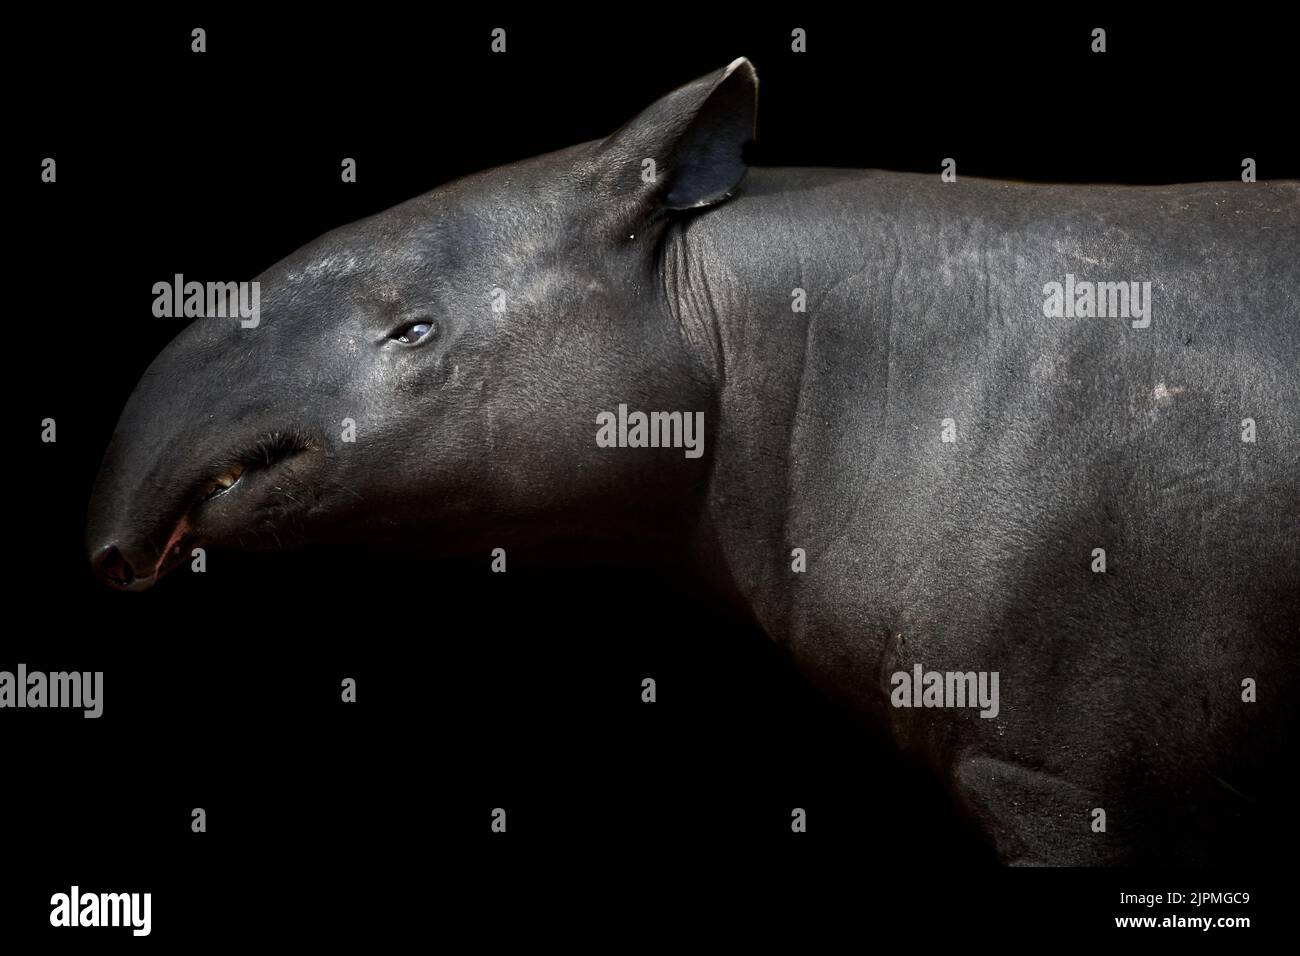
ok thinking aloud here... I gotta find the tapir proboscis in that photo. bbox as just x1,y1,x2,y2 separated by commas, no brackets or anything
88,58,1299,865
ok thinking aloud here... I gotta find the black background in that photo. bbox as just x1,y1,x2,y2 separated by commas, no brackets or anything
7,9,1296,944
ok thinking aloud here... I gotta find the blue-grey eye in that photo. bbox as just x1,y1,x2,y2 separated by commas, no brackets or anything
392,320,434,345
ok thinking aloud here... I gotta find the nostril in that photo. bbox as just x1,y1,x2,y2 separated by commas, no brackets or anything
92,545,136,587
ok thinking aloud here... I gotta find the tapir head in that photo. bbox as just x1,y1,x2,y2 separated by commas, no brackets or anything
87,59,757,589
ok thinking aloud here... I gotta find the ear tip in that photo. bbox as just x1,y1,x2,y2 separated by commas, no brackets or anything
723,57,758,83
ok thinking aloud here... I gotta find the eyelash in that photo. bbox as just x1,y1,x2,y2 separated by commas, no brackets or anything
390,319,436,345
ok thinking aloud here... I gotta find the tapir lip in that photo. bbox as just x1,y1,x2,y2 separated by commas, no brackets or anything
93,434,320,591
97,514,199,592
124,529,198,592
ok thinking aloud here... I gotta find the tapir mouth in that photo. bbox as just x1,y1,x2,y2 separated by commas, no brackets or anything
91,430,318,591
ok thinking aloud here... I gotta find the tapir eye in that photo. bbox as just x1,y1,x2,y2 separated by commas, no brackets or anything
390,320,436,345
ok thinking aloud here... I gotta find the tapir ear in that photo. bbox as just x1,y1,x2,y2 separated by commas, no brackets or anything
589,57,757,214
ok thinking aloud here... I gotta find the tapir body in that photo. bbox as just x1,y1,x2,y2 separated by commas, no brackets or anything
88,59,1299,864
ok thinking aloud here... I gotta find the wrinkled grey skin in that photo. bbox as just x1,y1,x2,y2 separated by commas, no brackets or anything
88,59,1299,864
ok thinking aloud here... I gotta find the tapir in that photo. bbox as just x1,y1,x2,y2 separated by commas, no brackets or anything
87,58,1299,865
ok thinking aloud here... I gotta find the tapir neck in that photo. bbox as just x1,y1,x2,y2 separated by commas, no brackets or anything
666,166,919,630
